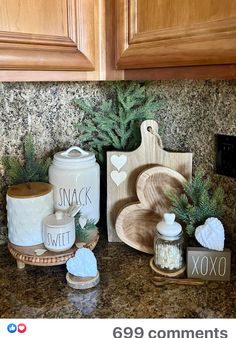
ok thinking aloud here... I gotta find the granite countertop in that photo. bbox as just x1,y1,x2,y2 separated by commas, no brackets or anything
0,232,235,319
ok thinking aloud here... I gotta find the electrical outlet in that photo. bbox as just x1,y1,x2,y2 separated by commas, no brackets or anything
216,134,236,178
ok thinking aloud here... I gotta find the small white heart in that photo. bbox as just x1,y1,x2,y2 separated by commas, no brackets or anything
66,248,97,277
79,216,87,229
34,249,47,256
111,155,127,171
195,217,225,251
111,170,127,186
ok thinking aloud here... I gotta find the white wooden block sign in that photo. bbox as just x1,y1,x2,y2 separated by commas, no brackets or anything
187,247,231,281
107,120,192,242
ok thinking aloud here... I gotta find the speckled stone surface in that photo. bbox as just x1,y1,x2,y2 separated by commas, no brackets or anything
0,232,235,318
0,80,235,244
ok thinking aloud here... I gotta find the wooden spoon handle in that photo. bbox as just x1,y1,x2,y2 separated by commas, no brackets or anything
152,276,205,286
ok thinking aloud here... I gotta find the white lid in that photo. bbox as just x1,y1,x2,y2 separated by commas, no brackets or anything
53,146,96,167
43,211,74,228
156,213,182,238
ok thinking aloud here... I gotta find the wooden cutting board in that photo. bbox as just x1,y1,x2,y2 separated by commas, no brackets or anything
115,166,187,254
107,119,192,242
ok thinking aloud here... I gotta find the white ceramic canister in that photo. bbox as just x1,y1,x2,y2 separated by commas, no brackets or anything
43,211,75,252
7,182,54,246
49,146,100,223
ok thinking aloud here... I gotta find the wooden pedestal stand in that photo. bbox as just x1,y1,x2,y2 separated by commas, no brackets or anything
8,234,99,270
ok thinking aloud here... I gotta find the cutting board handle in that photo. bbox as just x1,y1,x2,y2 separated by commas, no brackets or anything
140,120,163,150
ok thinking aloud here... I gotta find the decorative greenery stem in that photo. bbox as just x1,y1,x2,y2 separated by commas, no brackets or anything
2,134,51,185
74,82,164,167
167,169,225,237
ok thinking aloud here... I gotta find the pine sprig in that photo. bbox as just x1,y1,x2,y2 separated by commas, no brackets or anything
1,157,25,183
74,82,164,166
74,211,98,242
2,134,51,185
167,169,226,237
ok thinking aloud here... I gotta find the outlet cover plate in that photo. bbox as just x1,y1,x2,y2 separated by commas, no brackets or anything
216,134,236,178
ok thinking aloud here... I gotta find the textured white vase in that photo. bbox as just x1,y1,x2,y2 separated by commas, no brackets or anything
7,182,54,246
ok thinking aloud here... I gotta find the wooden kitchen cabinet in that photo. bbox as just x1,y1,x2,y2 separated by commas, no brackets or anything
0,0,105,81
0,0,236,81
115,0,236,76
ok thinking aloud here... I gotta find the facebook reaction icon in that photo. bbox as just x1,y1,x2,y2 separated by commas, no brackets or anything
7,323,17,333
18,323,27,333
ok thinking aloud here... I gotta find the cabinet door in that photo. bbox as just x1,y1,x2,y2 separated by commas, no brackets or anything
116,0,236,69
0,0,97,71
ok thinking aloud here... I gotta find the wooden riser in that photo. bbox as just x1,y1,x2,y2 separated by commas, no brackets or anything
8,233,99,269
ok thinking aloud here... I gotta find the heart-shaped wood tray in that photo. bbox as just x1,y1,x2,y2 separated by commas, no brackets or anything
115,166,186,254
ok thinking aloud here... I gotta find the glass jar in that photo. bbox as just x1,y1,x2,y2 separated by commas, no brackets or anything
154,213,184,272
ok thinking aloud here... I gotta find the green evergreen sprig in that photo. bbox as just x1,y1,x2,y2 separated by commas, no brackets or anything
74,82,164,165
2,134,51,185
167,169,225,237
74,211,98,242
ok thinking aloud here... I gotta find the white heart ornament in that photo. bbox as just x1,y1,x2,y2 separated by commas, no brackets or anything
111,170,127,186
79,216,87,229
66,248,97,277
195,217,225,251
34,248,47,256
111,155,127,171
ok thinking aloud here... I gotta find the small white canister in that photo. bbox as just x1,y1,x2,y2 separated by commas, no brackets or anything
43,211,75,252
49,146,100,223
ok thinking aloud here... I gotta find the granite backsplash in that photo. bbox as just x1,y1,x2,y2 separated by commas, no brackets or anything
0,80,235,244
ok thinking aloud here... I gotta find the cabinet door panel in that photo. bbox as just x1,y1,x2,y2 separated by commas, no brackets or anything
0,0,96,70
0,0,68,36
116,0,236,69
137,0,236,32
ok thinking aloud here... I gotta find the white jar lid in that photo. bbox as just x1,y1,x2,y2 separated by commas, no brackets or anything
43,211,74,228
156,213,182,237
53,146,96,167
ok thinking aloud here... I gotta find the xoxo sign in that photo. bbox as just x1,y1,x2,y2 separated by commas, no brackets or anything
187,247,231,281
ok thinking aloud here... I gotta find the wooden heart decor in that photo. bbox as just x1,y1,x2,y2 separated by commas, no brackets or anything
107,120,192,242
115,166,187,254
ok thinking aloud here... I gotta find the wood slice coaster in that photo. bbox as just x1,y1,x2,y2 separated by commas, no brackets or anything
8,233,99,269
66,272,100,289
149,257,186,278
